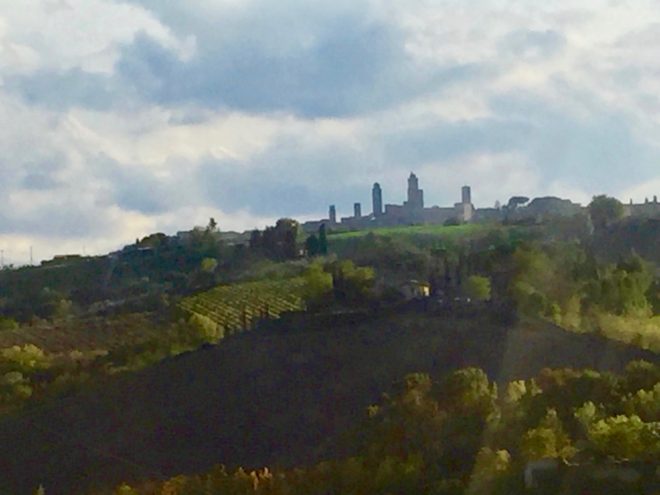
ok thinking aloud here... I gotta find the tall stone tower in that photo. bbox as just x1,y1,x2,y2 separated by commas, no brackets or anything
372,183,383,217
406,172,424,210
462,185,472,205
354,202,362,218
329,205,337,224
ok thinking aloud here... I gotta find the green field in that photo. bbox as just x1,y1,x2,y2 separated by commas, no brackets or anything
180,278,306,334
328,223,493,240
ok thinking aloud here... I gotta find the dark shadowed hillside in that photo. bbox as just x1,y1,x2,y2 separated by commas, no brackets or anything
591,218,660,263
0,310,656,495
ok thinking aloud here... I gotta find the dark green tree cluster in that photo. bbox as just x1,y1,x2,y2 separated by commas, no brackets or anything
249,219,299,260
329,260,375,304
299,260,375,308
588,195,624,231
304,224,328,257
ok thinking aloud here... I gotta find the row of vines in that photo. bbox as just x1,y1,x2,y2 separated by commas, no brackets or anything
179,278,306,335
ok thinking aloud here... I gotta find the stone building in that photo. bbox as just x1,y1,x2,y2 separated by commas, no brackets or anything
624,196,660,218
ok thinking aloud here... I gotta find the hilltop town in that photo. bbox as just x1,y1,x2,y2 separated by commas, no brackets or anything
303,172,660,233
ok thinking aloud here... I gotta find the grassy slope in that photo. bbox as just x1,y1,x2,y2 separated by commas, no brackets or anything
328,223,490,240
0,310,656,495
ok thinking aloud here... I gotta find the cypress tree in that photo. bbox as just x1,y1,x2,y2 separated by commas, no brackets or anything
319,224,328,255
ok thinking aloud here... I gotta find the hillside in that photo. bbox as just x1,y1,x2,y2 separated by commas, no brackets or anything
0,309,656,495
591,218,660,263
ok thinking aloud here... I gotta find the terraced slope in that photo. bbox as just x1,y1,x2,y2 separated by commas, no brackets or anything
179,278,306,333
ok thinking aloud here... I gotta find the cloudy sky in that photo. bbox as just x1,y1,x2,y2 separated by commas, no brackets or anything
1,0,659,263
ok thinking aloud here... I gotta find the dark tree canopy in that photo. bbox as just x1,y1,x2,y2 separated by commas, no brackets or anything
588,195,624,230
305,235,320,257
507,196,530,209
318,224,328,255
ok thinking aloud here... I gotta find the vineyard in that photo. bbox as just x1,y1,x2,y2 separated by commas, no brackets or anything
179,278,307,335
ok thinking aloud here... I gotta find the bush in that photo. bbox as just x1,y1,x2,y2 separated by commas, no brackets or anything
464,276,491,302
0,317,18,331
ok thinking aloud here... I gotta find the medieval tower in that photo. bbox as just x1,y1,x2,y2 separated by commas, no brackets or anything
405,172,424,211
372,183,383,216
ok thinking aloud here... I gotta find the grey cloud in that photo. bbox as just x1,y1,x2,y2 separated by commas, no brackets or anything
0,198,100,237
21,173,59,191
88,155,191,215
114,19,451,117
3,68,124,111
381,118,533,166
8,0,485,117
19,159,63,191
195,144,370,217
489,90,659,192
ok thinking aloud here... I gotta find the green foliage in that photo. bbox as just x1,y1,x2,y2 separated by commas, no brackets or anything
468,448,511,495
188,313,223,342
0,317,18,331
304,234,319,257
520,409,576,461
586,415,660,460
0,344,50,373
200,257,218,273
624,360,660,392
510,243,659,351
464,275,491,301
330,260,375,303
53,298,74,320
588,195,624,230
255,218,299,260
300,263,333,308
584,254,654,316
318,224,328,255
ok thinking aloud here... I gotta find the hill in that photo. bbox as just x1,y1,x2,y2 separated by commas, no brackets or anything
0,308,656,495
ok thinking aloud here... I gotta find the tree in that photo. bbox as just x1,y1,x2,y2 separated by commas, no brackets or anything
586,414,659,460
249,229,262,249
301,263,333,308
259,219,299,260
200,257,218,273
468,448,512,495
318,224,328,255
305,235,320,257
331,260,375,303
521,409,576,461
0,317,18,332
465,275,491,301
506,196,529,209
588,195,624,230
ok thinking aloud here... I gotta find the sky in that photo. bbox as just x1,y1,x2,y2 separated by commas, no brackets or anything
1,0,659,264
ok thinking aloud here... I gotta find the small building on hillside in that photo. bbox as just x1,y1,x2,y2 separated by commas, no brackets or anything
400,280,431,300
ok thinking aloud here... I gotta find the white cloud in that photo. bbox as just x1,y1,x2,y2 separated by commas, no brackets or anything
0,0,190,75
